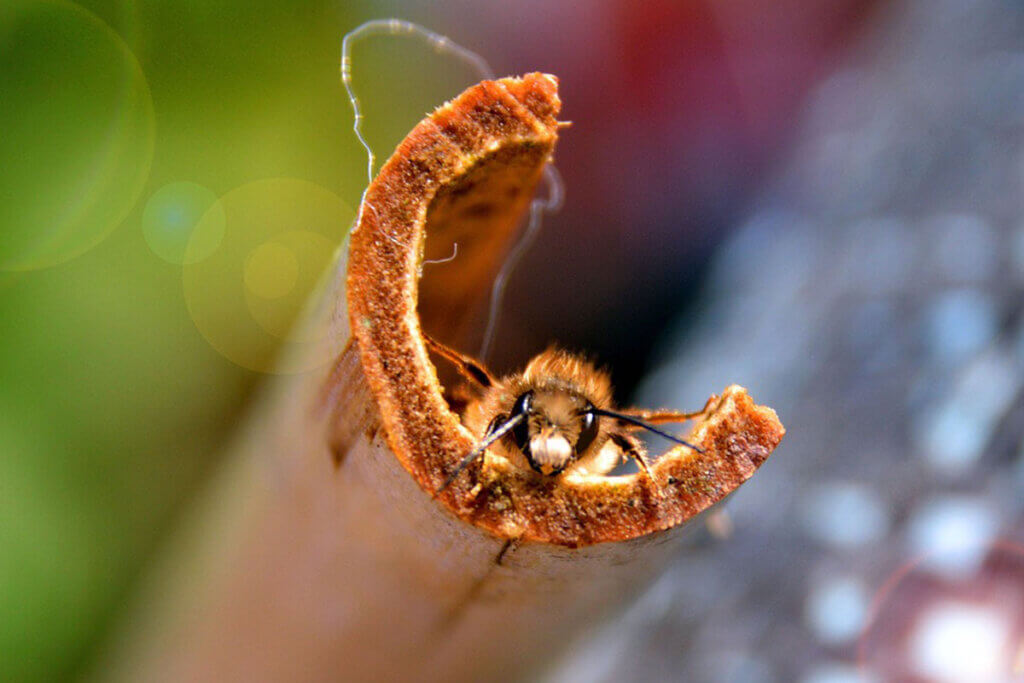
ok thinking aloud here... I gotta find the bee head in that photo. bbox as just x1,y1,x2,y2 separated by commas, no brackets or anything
502,389,599,475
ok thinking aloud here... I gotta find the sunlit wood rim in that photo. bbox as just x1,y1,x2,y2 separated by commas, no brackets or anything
346,73,785,547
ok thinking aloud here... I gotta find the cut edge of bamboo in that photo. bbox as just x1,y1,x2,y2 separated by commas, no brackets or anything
345,71,785,548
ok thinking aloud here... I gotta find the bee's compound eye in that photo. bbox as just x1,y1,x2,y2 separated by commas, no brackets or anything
510,391,533,455
575,405,598,454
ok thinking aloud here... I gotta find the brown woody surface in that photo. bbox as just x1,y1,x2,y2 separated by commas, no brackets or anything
345,73,784,547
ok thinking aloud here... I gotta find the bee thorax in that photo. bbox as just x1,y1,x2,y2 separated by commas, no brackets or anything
529,434,573,475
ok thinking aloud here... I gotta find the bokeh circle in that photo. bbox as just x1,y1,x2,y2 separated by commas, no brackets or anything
143,182,225,264
0,0,155,271
858,541,1024,681
182,178,354,374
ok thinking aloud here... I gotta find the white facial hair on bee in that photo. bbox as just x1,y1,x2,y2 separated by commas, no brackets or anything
529,431,573,475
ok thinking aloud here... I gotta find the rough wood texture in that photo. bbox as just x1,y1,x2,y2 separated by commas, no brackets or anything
99,74,784,683
347,72,785,546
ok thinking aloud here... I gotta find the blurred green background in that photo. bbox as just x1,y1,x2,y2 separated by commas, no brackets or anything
0,2,488,679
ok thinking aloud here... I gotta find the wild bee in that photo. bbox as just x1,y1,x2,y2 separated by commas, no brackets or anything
426,335,704,494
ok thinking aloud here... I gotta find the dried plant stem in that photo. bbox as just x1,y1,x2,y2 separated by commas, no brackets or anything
96,74,783,683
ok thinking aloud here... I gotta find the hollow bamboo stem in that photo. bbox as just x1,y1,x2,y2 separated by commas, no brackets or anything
98,74,784,683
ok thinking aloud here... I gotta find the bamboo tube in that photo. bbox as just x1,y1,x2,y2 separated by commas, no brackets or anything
99,74,784,683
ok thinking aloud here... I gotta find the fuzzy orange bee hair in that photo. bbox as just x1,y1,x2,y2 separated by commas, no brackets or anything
425,336,703,494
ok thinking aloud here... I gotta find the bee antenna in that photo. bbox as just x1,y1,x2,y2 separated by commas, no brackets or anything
436,413,526,495
590,408,703,453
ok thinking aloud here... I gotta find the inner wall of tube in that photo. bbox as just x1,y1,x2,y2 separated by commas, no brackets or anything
416,148,694,470
417,144,551,411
